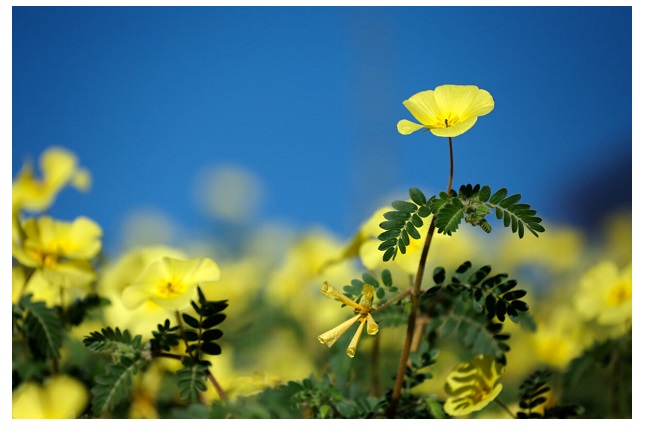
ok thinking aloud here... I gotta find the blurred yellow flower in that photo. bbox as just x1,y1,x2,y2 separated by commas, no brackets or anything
397,85,494,138
266,229,360,334
318,282,378,358
12,215,102,289
12,375,88,418
530,306,591,370
97,245,188,335
496,225,585,273
122,256,221,310
443,355,504,417
12,146,91,214
575,261,632,326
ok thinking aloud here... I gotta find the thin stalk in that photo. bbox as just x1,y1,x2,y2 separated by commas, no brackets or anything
373,287,412,313
387,137,454,417
495,398,517,419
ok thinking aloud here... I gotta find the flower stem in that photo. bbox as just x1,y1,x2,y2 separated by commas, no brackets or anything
387,137,454,417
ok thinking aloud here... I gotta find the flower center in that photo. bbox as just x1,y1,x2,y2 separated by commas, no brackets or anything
157,277,185,299
27,248,59,268
606,281,631,306
432,114,461,129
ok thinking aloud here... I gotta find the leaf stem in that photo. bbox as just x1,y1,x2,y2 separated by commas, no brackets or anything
387,137,454,417
373,288,412,313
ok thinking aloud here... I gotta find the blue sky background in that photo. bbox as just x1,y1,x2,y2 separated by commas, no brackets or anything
12,6,632,257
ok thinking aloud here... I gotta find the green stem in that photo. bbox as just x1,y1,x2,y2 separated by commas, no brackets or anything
495,398,517,419
387,137,454,417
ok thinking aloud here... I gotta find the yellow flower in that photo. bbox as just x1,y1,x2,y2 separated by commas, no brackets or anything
12,215,102,289
443,355,504,417
12,146,91,214
12,375,88,418
97,245,188,335
318,282,378,358
575,261,632,326
122,256,221,310
397,85,494,138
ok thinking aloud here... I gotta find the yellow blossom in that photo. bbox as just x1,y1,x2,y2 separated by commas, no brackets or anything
122,256,221,310
97,245,188,335
443,355,504,417
318,282,378,358
12,146,91,214
575,261,632,326
397,85,494,138
12,375,88,418
12,215,102,289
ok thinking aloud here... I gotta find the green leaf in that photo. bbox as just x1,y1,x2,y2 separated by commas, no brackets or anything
19,295,63,360
381,269,392,287
392,200,418,213
435,197,465,235
405,221,421,240
201,329,224,342
362,273,379,287
409,188,427,206
182,313,200,329
92,356,148,416
201,314,226,329
84,327,142,356
200,341,222,356
177,361,209,402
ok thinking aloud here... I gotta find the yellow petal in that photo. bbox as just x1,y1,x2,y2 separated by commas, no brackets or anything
433,85,494,121
366,313,379,335
320,281,362,309
318,314,360,347
165,257,221,287
397,119,425,135
71,167,92,191
122,284,153,309
403,90,439,125
66,216,103,259
346,319,366,358
40,147,78,191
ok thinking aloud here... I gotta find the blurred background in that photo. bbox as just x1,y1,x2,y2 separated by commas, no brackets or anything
12,6,631,258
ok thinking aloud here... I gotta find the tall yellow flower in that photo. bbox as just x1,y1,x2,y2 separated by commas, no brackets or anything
318,282,378,358
575,261,632,326
397,85,494,138
12,146,91,214
121,256,221,310
12,215,102,289
443,355,504,417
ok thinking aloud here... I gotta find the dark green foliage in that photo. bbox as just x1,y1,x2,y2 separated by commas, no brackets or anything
517,370,584,419
150,319,180,352
378,184,543,261
427,184,544,238
182,287,228,363
432,298,511,364
83,327,142,356
430,261,528,324
66,294,111,326
91,356,148,417
16,294,64,360
378,187,432,261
